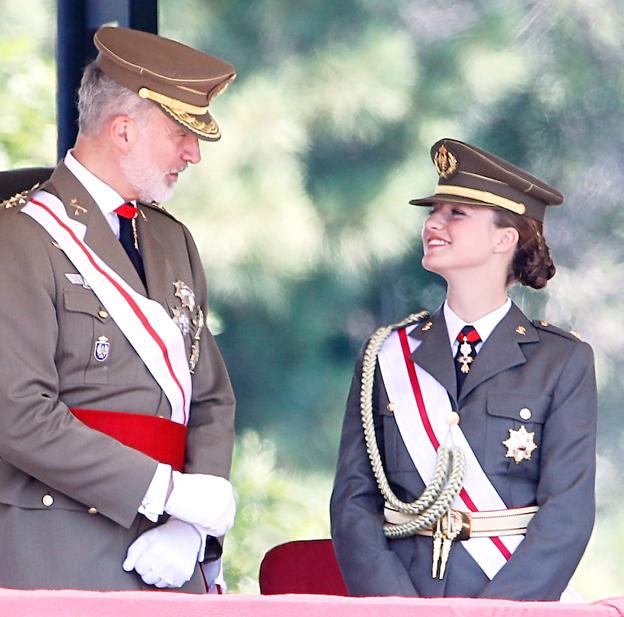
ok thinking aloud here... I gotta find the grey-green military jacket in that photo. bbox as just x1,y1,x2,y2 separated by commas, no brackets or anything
0,163,235,591
331,304,596,600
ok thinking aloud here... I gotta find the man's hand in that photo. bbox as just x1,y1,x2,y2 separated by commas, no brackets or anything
164,471,236,536
122,518,202,588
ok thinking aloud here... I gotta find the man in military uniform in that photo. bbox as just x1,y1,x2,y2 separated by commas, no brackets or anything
0,27,236,592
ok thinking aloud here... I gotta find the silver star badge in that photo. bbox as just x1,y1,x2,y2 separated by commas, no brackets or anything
503,425,537,464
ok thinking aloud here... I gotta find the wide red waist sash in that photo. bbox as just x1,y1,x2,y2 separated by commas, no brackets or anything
70,408,187,471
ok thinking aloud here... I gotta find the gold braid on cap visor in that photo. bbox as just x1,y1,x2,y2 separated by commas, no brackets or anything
434,185,526,215
138,87,209,114
159,105,221,140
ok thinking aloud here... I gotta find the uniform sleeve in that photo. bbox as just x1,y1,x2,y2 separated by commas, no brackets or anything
478,340,597,600
179,227,236,564
0,212,158,528
330,347,418,596
180,226,235,480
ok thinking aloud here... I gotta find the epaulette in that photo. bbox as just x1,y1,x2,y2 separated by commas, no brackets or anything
139,200,180,222
533,319,582,341
0,182,44,211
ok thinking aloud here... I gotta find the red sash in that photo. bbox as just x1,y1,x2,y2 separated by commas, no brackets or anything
71,408,187,471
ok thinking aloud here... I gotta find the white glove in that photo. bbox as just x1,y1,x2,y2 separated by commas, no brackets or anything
164,471,236,536
122,518,202,588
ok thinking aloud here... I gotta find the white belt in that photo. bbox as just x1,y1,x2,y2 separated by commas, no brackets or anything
384,504,538,539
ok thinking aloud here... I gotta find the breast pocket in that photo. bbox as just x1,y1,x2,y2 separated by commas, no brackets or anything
61,288,114,384
485,392,551,480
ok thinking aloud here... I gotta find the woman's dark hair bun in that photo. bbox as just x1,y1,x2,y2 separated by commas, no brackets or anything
493,209,556,289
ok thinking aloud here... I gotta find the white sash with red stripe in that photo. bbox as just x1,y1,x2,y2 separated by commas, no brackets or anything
377,323,578,601
378,325,518,579
22,191,191,425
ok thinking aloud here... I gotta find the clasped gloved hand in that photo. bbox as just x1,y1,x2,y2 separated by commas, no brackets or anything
123,518,202,588
164,471,236,537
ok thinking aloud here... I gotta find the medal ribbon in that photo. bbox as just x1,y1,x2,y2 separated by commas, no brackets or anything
22,191,191,424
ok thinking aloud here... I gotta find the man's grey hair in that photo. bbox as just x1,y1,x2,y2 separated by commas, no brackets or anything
77,61,154,136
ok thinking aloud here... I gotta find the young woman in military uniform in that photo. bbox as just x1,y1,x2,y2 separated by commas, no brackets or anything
330,138,597,600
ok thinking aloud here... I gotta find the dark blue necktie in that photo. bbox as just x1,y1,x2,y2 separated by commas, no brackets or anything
115,203,146,287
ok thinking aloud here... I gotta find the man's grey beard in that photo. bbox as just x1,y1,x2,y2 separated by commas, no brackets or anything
119,140,175,204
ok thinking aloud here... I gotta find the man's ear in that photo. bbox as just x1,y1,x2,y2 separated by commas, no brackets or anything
493,226,519,254
109,115,135,153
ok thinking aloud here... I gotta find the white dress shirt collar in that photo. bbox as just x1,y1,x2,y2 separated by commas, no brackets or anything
64,150,126,218
443,298,512,349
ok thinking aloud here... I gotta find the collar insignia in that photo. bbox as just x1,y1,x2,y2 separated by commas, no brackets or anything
70,198,87,216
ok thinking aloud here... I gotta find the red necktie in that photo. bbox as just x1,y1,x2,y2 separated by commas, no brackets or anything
114,203,145,286
454,325,482,393
114,202,138,220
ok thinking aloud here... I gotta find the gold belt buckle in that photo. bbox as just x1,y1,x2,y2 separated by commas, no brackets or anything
445,510,471,541
432,510,472,579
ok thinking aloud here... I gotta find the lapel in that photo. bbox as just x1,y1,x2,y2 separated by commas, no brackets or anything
135,204,174,304
43,163,147,295
408,307,459,406
460,302,538,401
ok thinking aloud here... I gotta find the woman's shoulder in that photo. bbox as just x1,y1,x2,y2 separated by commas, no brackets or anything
531,319,595,369
531,319,586,343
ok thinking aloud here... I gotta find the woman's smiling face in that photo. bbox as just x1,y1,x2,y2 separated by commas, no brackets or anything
421,202,509,280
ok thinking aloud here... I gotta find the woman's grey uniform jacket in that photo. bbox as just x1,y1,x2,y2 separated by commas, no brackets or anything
331,304,596,600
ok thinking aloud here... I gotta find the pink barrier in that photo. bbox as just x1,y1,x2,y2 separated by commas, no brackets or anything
0,589,623,617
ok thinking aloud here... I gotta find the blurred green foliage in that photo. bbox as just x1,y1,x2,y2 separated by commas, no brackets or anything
0,0,55,167
1,0,622,599
225,431,330,593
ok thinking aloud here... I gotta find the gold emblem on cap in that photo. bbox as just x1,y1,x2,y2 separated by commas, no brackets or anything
503,425,537,464
434,144,458,179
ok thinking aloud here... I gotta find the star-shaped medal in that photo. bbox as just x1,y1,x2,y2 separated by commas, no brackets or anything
502,425,537,464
